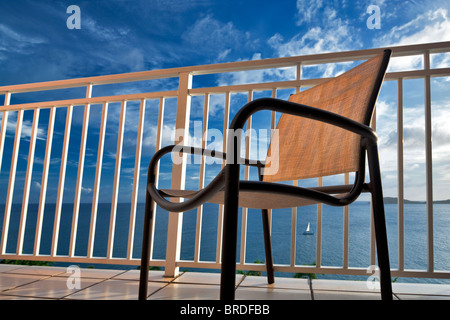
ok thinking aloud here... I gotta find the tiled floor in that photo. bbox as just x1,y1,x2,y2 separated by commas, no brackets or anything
1,264,450,300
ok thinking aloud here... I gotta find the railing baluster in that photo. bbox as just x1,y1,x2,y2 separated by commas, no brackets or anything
127,99,146,260
0,93,11,174
266,89,276,251
34,107,56,256
291,180,298,267
397,78,405,272
194,93,210,263
343,174,350,269
87,102,109,258
216,92,230,264
239,90,253,266
165,72,192,277
316,177,323,268
69,85,92,257
50,105,73,257
424,50,434,273
107,100,127,259
291,83,300,267
1,109,23,254
370,108,377,266
17,108,40,255
148,97,165,261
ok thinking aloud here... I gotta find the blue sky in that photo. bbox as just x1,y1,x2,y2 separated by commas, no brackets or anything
1,0,450,205
1,0,449,83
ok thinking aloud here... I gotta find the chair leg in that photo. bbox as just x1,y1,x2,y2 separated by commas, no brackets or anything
257,166,274,284
261,209,274,284
367,143,393,300
220,163,240,301
139,193,155,300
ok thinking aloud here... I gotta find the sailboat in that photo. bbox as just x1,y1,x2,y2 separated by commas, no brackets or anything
303,222,314,235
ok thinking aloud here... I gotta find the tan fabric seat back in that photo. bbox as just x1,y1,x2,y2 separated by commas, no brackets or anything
263,52,388,182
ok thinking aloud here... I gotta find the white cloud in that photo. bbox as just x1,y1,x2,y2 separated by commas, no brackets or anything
374,8,450,72
81,186,92,193
0,24,46,46
142,124,202,150
377,98,450,200
267,9,361,79
432,107,450,148
269,4,362,62
182,14,256,61
82,17,130,42
217,49,232,61
4,113,46,141
377,9,450,47
33,181,41,190
123,49,146,72
375,100,392,119
0,23,47,62
209,94,227,117
21,120,47,141
295,0,324,25
366,7,450,200
217,53,295,86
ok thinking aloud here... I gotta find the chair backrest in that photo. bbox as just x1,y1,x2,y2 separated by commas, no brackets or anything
263,50,391,182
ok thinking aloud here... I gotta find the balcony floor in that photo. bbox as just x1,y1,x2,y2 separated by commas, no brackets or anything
1,264,450,300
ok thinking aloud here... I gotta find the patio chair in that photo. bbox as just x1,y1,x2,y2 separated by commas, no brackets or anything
139,49,393,300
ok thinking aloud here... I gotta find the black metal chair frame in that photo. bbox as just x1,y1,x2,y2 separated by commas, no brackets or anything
139,50,393,301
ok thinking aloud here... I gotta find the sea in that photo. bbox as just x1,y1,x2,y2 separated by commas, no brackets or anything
1,201,450,284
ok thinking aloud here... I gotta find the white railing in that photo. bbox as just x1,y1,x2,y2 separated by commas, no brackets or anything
1,42,450,281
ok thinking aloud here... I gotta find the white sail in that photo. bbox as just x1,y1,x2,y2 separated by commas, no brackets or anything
303,222,313,235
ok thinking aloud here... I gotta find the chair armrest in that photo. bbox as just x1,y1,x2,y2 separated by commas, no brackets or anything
145,145,261,212
172,145,264,167
148,145,263,182
228,97,377,145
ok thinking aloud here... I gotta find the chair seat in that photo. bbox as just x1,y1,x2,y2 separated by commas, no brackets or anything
160,183,355,209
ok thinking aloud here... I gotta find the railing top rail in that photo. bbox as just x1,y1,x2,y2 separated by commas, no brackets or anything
0,90,178,112
1,41,450,95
